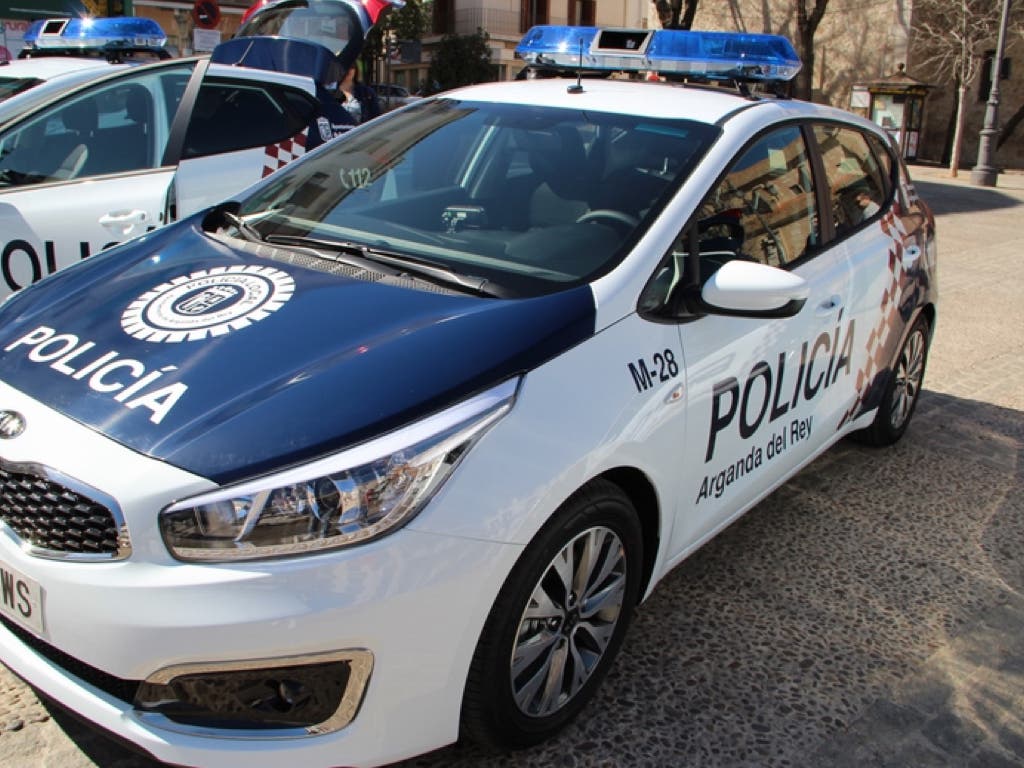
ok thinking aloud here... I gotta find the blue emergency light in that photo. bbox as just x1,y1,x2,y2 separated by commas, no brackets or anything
516,26,801,82
22,17,167,54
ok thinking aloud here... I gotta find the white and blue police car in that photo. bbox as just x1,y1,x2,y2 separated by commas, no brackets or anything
0,26,935,768
0,1,396,299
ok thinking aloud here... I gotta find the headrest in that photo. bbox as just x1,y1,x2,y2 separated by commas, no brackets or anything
124,86,151,123
62,98,97,134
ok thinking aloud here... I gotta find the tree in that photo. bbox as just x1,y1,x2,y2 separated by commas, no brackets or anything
793,0,830,101
912,0,1024,175
427,28,495,92
363,0,431,83
655,0,700,30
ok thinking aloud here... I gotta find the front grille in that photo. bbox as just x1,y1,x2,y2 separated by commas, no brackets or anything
0,613,141,704
0,465,122,557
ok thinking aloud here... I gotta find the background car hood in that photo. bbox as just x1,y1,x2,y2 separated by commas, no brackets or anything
0,224,596,484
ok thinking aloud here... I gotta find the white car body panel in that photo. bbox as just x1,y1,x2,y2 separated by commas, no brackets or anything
0,169,176,288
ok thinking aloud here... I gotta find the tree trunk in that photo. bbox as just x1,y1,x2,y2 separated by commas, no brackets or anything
680,0,699,29
794,29,815,100
949,83,967,177
794,0,829,101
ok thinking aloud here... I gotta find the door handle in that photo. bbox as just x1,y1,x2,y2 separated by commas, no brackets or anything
99,210,150,237
815,294,842,316
902,244,922,269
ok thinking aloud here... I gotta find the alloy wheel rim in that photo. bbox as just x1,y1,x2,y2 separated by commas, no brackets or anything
889,329,925,430
510,525,627,718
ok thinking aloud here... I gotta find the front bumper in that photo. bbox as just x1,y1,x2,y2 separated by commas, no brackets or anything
0,382,522,768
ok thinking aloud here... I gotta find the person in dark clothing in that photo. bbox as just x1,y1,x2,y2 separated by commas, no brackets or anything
338,62,381,125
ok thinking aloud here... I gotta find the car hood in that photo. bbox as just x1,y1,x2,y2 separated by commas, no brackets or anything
0,222,596,484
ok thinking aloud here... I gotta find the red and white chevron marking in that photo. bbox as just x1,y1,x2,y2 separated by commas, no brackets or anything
839,207,909,428
263,131,307,177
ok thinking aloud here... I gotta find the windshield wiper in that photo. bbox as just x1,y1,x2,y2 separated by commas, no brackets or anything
264,234,502,297
220,209,264,243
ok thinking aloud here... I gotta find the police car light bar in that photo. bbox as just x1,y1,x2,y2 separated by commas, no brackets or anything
22,17,167,54
516,26,801,82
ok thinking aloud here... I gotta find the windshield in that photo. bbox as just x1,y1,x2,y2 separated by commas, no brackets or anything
237,98,719,296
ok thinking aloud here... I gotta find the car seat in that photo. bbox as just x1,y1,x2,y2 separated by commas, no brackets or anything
526,125,591,228
51,98,98,181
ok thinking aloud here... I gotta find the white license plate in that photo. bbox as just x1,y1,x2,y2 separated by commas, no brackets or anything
0,560,45,637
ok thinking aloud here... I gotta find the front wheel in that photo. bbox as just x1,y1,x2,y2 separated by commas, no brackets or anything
855,314,930,446
461,479,643,749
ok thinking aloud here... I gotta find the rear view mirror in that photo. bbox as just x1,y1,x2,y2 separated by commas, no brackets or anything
701,260,808,318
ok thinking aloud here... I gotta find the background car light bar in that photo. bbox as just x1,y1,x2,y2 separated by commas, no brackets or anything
23,17,167,51
516,26,801,82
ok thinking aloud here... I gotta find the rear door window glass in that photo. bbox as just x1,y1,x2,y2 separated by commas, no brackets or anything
813,124,889,237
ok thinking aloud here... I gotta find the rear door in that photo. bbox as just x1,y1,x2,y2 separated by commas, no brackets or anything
167,66,320,218
0,60,194,296
809,123,909,428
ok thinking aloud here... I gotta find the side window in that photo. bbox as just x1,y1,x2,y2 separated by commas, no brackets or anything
639,125,817,316
696,125,818,271
181,79,318,160
0,65,190,188
812,124,889,237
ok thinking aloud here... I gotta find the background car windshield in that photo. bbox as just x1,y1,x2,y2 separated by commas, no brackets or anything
239,1,356,56
238,98,718,294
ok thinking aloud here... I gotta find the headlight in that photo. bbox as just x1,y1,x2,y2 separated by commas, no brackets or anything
160,379,519,561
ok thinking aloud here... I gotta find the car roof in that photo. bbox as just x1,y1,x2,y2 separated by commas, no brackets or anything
0,56,114,80
438,77,842,127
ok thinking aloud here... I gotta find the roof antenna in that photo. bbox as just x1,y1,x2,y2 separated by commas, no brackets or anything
567,37,584,94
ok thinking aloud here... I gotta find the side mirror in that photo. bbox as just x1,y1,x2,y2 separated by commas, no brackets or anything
701,260,808,318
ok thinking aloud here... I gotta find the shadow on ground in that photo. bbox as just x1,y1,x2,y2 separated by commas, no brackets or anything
913,179,1024,216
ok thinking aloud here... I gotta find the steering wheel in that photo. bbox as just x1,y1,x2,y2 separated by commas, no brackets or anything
576,209,640,229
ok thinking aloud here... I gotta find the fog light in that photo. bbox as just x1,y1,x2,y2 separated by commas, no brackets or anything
134,650,372,736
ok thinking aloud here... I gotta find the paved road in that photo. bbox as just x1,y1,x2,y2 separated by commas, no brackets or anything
2,166,1022,768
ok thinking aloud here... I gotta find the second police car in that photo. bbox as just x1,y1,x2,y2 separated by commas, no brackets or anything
0,25,935,768
0,1,395,298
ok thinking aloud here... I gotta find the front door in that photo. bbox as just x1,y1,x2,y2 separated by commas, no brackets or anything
0,61,194,297
662,125,859,555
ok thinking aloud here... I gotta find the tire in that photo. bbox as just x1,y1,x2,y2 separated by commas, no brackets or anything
855,314,930,446
461,479,643,749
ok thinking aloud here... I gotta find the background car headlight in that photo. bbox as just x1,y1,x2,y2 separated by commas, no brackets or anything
160,379,519,561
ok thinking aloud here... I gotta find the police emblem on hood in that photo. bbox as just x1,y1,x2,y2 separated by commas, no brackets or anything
121,266,294,343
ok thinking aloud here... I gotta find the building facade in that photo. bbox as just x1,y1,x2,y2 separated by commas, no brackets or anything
3,0,1020,169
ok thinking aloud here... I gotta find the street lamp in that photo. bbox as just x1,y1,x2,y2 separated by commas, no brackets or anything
970,0,1013,187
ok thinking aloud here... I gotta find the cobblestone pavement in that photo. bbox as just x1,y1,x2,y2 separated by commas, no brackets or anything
1,166,1022,768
